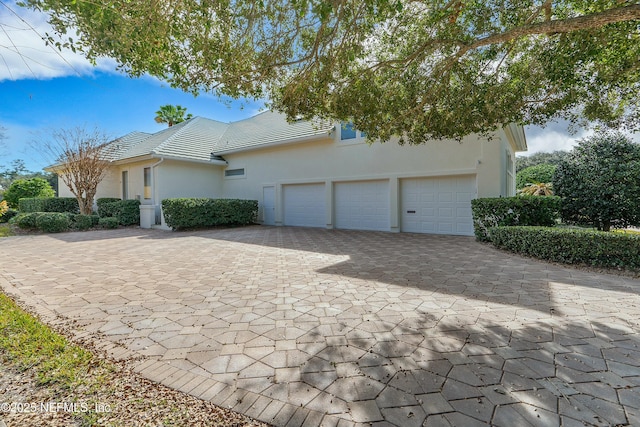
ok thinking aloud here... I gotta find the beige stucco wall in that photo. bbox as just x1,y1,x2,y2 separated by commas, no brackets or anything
154,159,222,202
221,131,517,230
222,135,491,199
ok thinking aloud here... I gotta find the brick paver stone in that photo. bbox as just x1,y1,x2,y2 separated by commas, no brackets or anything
1,226,640,426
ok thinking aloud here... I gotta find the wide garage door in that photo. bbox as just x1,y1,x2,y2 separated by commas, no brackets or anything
401,175,476,236
334,180,390,231
283,183,326,227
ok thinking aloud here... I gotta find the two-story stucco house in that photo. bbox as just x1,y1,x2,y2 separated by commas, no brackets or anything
57,111,527,235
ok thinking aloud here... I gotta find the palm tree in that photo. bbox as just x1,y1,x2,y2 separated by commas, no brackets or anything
154,105,193,127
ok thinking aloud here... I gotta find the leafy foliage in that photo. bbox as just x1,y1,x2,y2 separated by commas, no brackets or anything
35,212,71,233
516,164,557,189
98,217,119,229
96,198,122,216
161,198,258,230
100,200,140,225
14,213,41,229
0,200,7,218
515,151,569,172
70,214,94,230
553,131,640,231
3,178,55,208
0,159,57,194
21,1,640,143
518,182,554,196
154,105,192,127
489,226,640,271
471,196,560,241
19,197,79,213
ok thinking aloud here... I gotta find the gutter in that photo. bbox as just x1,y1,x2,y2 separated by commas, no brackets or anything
503,123,528,152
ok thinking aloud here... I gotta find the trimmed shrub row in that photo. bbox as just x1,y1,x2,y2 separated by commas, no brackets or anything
96,198,122,216
471,196,561,241
489,226,640,270
19,197,80,214
162,198,258,230
12,212,106,233
98,200,140,225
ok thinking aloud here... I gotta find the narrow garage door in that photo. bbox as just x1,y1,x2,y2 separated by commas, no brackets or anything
401,175,476,236
283,183,326,227
334,180,390,231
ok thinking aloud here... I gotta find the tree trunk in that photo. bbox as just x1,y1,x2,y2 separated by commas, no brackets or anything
602,219,611,232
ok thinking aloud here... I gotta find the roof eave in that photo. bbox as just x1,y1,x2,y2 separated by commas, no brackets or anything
214,131,333,155
503,123,528,152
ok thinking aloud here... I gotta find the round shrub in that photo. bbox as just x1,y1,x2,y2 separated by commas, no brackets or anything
90,214,100,226
15,212,42,229
516,164,556,189
3,178,55,208
35,212,70,233
72,214,94,231
98,217,119,229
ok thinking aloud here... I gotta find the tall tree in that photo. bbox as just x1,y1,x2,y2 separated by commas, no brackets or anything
22,1,640,143
41,127,111,215
554,132,640,232
154,105,193,127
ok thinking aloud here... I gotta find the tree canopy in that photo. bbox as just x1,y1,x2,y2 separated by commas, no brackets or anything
22,0,640,143
554,132,640,232
154,105,193,128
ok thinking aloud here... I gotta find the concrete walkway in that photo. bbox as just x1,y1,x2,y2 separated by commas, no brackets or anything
1,226,640,426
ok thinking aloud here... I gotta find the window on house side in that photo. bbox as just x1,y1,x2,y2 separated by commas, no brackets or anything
143,167,151,199
122,171,129,199
340,122,357,140
225,168,245,177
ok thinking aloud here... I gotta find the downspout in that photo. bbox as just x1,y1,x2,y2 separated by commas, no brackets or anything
150,157,164,205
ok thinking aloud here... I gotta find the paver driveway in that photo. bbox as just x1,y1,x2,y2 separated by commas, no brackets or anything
1,226,640,426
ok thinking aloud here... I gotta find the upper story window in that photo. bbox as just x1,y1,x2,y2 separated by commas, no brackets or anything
340,122,366,141
225,168,245,177
340,122,357,140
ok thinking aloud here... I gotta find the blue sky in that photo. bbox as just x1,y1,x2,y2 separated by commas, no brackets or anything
0,1,594,173
1,72,264,171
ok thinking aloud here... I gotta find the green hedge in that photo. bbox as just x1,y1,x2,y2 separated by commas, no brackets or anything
161,198,258,230
98,217,119,229
96,198,122,217
35,213,71,233
70,214,94,231
471,196,561,241
19,197,79,214
489,226,640,270
99,200,140,225
14,213,41,229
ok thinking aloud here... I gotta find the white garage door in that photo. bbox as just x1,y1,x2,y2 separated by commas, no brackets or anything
283,183,326,227
401,175,476,236
334,180,390,231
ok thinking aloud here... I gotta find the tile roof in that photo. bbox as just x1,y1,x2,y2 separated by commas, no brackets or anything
108,111,334,164
213,111,334,155
102,131,151,161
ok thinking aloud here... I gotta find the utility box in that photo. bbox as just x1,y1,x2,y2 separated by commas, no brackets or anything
139,205,156,228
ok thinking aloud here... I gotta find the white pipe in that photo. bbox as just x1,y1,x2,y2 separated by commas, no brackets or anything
150,157,164,205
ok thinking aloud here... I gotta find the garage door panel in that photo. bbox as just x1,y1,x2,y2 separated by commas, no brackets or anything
283,184,325,227
402,175,476,236
335,180,389,231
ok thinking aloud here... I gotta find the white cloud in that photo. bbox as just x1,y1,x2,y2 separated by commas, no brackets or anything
0,2,117,81
522,123,593,156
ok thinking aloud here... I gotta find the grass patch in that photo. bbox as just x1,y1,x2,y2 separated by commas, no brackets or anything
0,223,14,237
0,291,267,426
0,293,94,388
